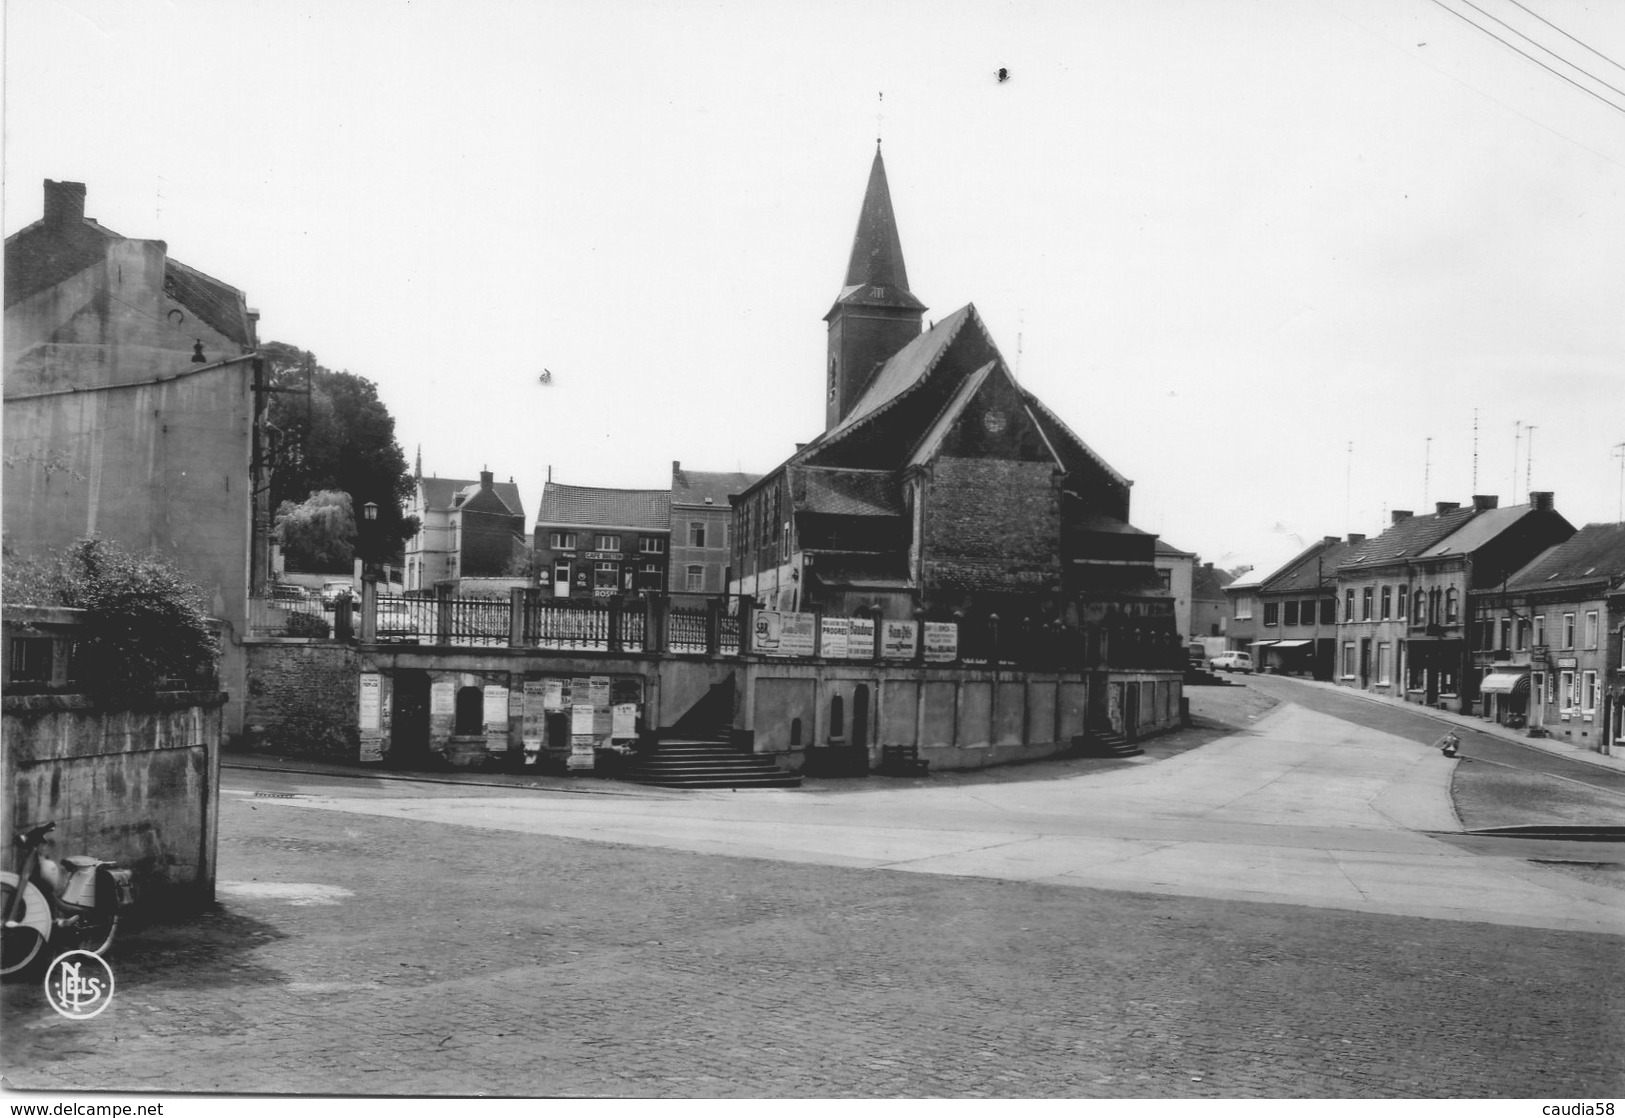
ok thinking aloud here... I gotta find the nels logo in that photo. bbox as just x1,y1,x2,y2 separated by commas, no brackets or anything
45,951,116,1020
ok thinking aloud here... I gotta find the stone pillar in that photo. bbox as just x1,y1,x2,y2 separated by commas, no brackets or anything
508,587,524,648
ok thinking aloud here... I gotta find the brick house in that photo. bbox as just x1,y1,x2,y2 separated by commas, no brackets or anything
5,180,266,736
1334,494,1574,712
404,464,527,591
1470,522,1625,753
534,483,670,599
730,145,1178,670
1190,561,1234,642
670,461,758,598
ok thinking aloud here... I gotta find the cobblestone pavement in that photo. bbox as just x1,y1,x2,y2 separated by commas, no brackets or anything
3,780,1621,1098
4,685,1620,1099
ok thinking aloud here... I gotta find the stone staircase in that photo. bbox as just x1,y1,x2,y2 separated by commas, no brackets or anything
1074,728,1144,759
618,729,802,789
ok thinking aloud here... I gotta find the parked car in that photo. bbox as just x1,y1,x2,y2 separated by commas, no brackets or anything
269,582,308,603
1208,651,1254,674
321,580,354,608
374,602,419,642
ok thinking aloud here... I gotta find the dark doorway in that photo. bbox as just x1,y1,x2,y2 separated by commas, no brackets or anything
851,685,870,751
1124,682,1140,742
1359,639,1371,688
454,685,484,735
389,670,432,768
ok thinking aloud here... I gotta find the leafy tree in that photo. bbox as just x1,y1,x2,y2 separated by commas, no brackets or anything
261,341,419,564
2,539,219,696
273,489,356,573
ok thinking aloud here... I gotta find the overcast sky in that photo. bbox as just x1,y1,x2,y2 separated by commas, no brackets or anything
7,0,1623,578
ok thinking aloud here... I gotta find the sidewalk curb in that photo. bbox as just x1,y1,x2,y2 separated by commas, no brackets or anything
1250,675,1625,774
221,754,674,798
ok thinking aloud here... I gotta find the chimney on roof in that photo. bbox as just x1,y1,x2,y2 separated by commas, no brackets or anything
1323,536,1340,545
44,180,86,229
1472,494,1499,511
479,470,493,490
1391,510,1413,525
1436,502,1461,514
1204,562,1213,571
1530,490,1554,511
1347,533,1366,545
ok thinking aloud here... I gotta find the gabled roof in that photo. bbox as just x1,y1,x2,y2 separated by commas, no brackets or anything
1261,536,1362,594
1154,539,1197,559
419,476,526,519
162,257,255,347
672,465,760,508
906,360,998,470
538,483,669,532
453,484,520,517
1019,391,1131,489
1505,522,1625,594
789,466,902,517
1338,506,1478,571
822,303,977,443
1418,503,1534,558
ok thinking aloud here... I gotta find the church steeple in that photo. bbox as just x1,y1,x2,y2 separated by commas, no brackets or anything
825,144,926,431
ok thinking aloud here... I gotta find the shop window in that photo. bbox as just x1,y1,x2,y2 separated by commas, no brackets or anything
454,686,484,735
594,561,619,592
1582,671,1597,714
1560,670,1575,713
639,562,662,591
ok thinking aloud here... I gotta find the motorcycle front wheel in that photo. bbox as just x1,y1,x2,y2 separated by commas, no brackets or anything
1,882,48,978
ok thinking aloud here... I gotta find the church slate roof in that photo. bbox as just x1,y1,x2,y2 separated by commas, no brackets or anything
788,466,902,517
828,145,926,315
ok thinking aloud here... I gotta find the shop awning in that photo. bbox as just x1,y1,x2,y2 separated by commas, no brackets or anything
1272,640,1311,648
1479,672,1529,694
1252,639,1278,647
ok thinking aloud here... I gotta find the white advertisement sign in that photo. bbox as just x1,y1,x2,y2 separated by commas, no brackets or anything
923,622,959,663
881,620,918,661
571,704,596,736
754,610,782,654
612,703,638,739
483,685,510,728
848,617,876,659
430,680,455,717
779,613,817,657
820,617,850,659
358,673,382,731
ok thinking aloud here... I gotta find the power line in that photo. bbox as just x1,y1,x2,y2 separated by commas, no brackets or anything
1503,0,1625,76
1426,0,1625,116
1452,0,1625,101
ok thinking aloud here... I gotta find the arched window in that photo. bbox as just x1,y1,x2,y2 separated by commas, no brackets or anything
790,718,802,746
829,694,845,740
454,686,484,735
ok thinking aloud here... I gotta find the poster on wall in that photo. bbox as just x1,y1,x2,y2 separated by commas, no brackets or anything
523,681,548,741
779,613,816,657
881,620,918,660
359,737,383,763
754,610,782,654
543,679,566,711
567,740,595,770
483,685,510,728
358,673,382,731
820,617,850,659
612,703,638,740
430,680,455,717
589,677,611,709
848,617,876,659
571,704,596,736
923,622,959,663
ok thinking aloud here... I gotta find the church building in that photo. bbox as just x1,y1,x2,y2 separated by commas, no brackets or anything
731,147,1179,672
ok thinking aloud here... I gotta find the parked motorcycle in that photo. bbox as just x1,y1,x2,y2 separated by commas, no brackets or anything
1,821,135,978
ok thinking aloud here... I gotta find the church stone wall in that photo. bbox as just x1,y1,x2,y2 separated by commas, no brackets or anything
923,456,1061,593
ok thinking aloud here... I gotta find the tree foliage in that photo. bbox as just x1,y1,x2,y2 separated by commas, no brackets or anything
273,489,357,573
2,539,219,696
261,341,419,564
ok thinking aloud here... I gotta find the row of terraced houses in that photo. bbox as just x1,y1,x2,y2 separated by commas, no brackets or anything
1225,493,1625,756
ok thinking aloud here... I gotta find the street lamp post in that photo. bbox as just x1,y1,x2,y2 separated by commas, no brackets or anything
360,501,379,643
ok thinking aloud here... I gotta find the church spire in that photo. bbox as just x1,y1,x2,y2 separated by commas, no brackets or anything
840,144,923,308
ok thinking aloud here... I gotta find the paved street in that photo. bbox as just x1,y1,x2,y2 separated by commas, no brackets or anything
3,683,1621,1098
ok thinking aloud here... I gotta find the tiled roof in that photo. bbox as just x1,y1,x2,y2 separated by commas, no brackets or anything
1419,503,1533,558
1262,537,1362,594
1155,539,1197,558
419,477,526,519
671,465,760,508
1338,506,1478,571
163,258,255,346
789,467,903,517
1075,515,1152,536
538,483,669,531
807,553,912,589
1505,522,1625,593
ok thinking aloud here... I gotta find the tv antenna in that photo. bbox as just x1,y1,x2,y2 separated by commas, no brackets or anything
1614,441,1625,520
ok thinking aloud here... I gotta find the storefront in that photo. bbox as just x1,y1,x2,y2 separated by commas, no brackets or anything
1478,669,1530,726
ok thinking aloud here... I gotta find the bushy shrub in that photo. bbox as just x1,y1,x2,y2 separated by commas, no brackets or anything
2,539,219,695
286,611,332,638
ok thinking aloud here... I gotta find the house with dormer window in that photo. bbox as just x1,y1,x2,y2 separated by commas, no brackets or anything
404,463,528,591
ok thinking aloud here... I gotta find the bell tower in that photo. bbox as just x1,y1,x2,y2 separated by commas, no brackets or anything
824,144,926,431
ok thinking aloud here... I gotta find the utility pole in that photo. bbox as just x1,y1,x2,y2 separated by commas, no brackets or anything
1615,441,1625,521
1472,408,1479,493
1423,436,1432,508
1525,425,1536,500
1512,420,1522,504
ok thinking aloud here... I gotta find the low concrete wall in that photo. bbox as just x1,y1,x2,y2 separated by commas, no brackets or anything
3,690,224,910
